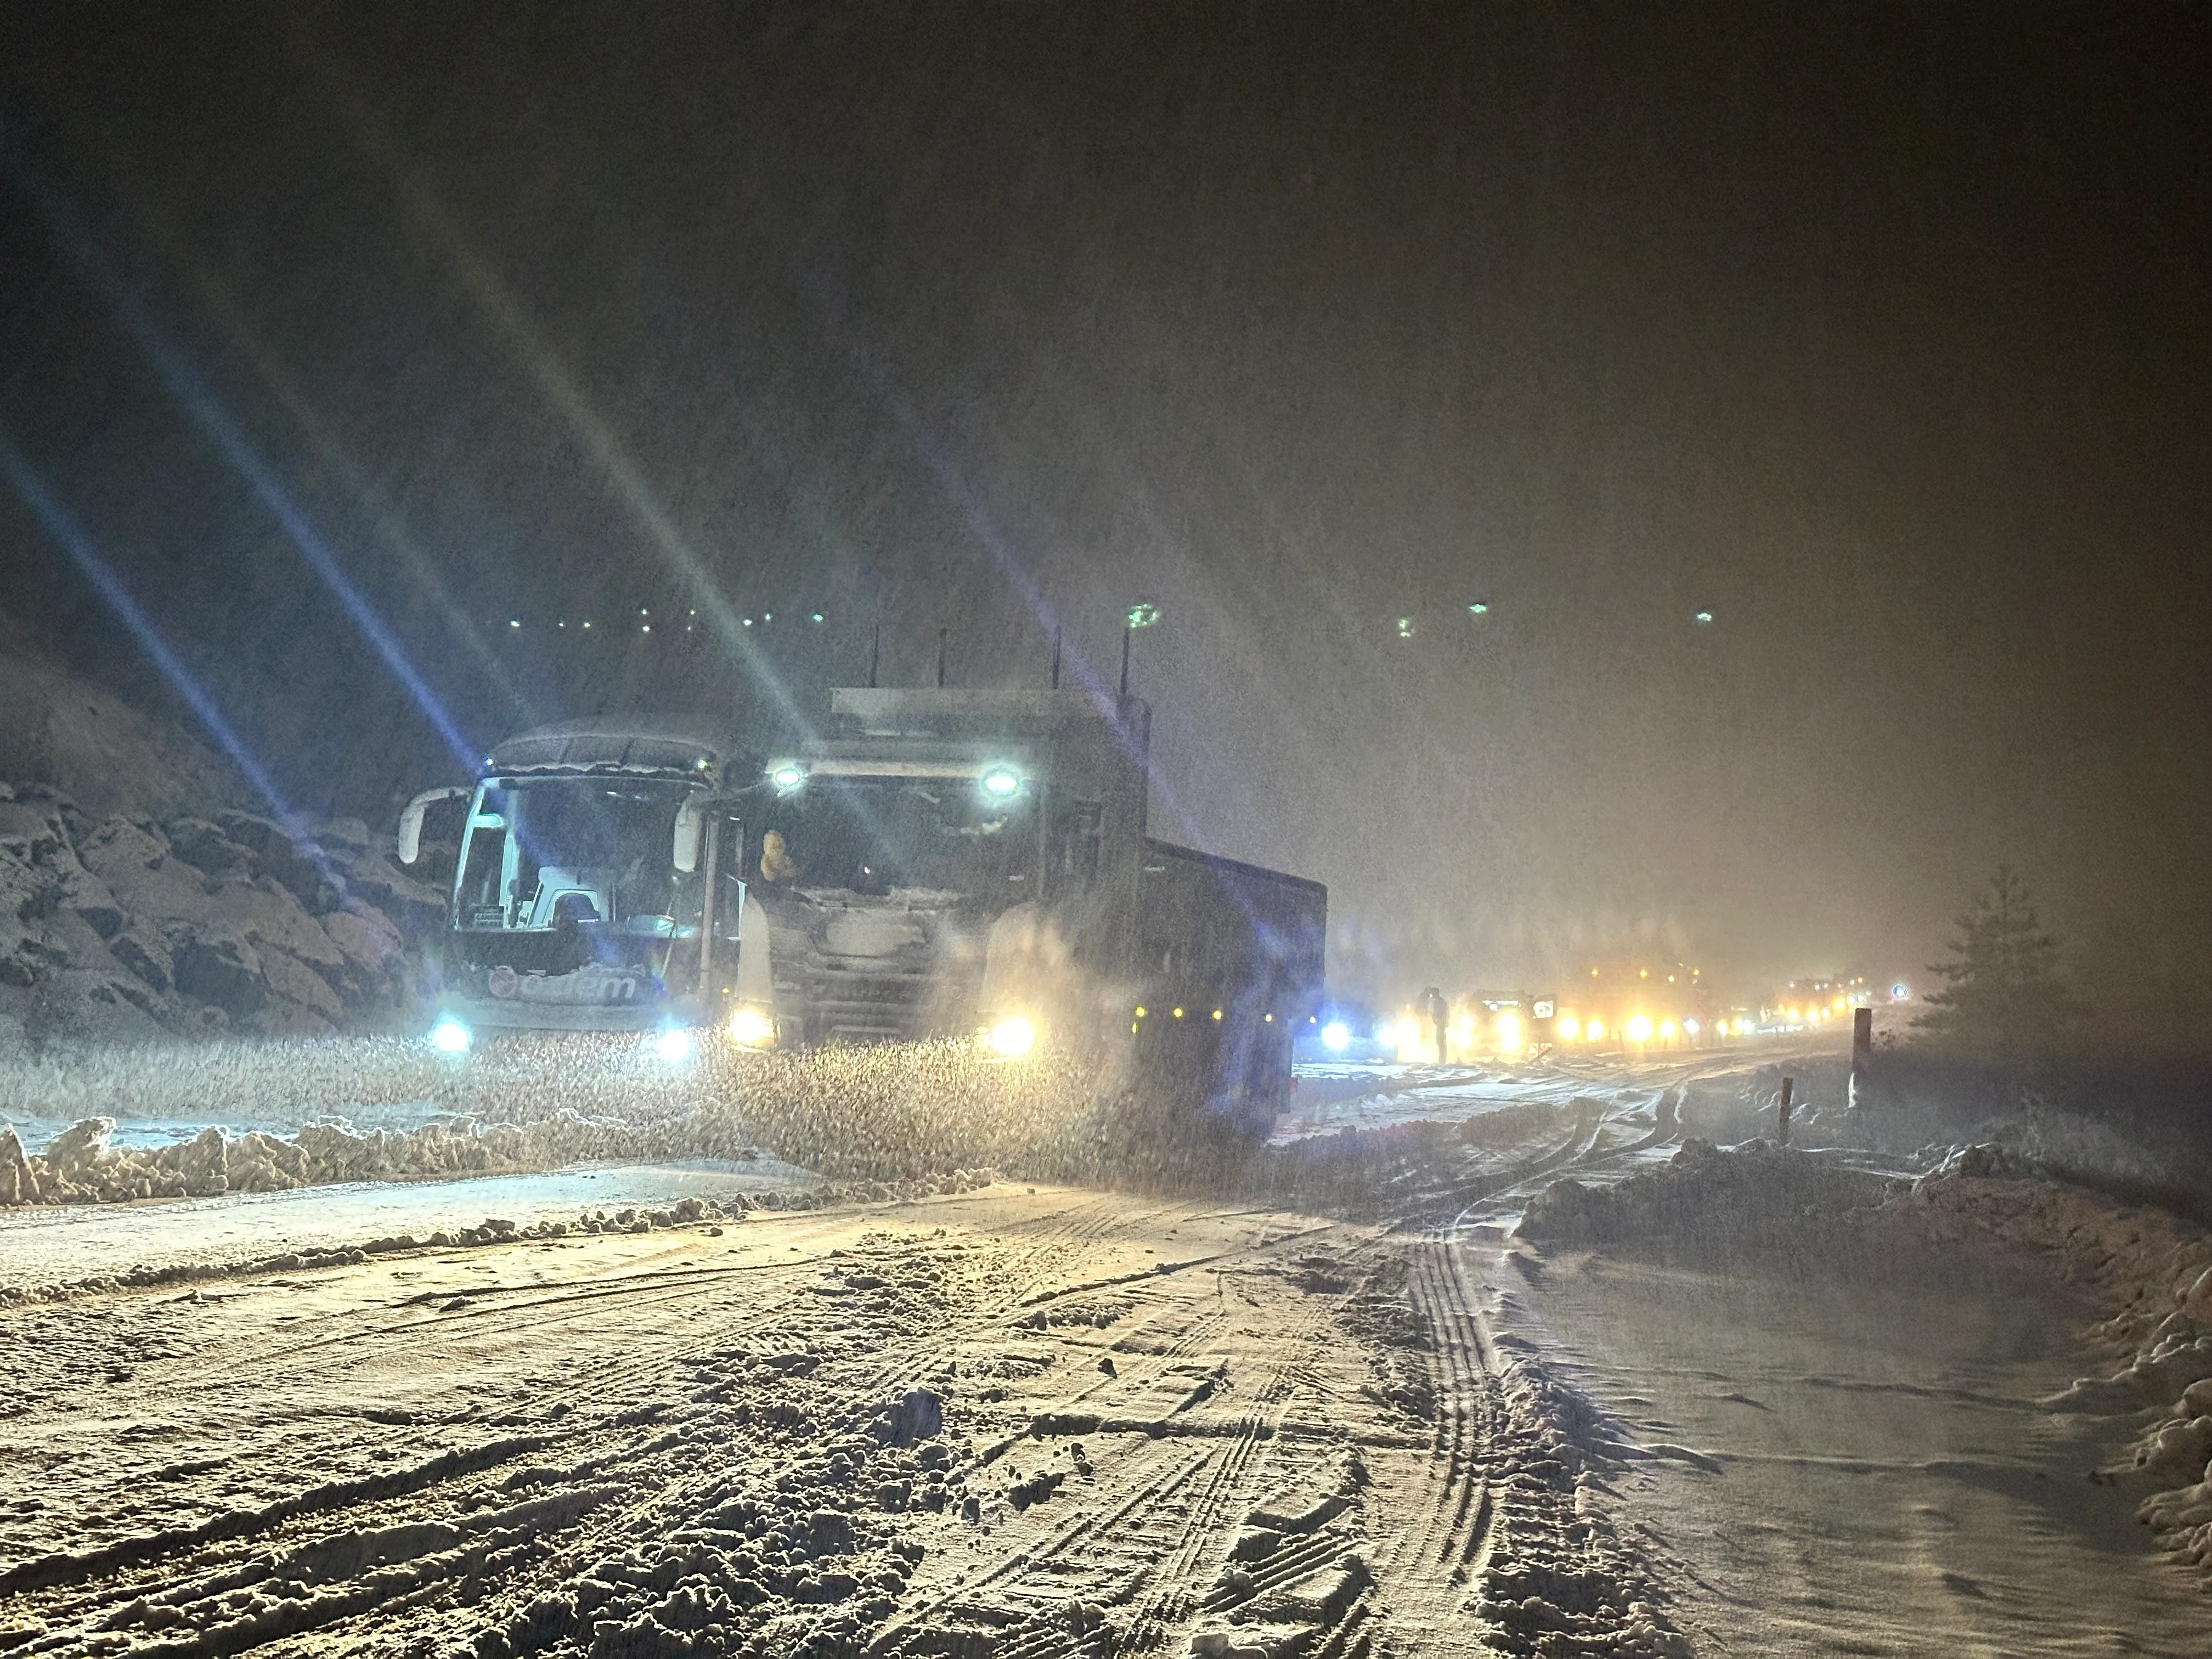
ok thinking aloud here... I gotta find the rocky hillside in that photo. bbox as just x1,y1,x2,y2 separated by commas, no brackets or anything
1,791,444,1048
0,623,444,1049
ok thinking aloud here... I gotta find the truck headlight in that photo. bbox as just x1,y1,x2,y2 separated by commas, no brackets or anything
729,1005,776,1048
430,1018,471,1054
986,1015,1035,1057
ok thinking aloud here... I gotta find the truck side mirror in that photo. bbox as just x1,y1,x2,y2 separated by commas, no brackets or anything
397,785,472,866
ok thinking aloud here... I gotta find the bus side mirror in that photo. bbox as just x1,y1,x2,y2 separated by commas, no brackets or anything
397,785,472,866
674,795,707,873
677,796,747,874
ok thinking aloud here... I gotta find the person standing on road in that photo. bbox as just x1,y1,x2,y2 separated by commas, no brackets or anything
1421,985,1449,1063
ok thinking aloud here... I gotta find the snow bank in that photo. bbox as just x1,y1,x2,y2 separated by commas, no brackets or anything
0,1167,1000,1306
1522,1133,2212,1581
1517,1136,1898,1252
1,1025,1107,1210
1902,1156,2212,1576
0,1109,722,1206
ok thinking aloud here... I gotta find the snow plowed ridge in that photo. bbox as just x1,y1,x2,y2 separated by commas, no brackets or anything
0,1160,1692,1659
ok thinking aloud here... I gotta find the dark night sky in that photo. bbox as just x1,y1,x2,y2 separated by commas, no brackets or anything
2,3,2208,1029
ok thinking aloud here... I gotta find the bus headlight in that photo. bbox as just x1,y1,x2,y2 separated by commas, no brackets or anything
986,1015,1036,1057
728,1005,776,1048
430,1018,471,1054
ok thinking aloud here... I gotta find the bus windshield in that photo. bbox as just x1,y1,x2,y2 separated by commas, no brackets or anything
465,776,696,926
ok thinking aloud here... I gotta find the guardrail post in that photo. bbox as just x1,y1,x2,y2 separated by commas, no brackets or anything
1778,1075,1795,1146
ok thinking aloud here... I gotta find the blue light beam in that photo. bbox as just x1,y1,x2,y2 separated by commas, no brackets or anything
7,154,479,772
0,430,328,866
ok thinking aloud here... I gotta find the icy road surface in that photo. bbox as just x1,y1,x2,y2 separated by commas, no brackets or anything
1278,1031,1841,1143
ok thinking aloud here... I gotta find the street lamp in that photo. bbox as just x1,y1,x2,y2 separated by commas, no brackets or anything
1120,600,1160,696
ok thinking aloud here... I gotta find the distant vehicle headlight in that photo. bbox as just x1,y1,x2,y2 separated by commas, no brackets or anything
1557,1016,1581,1041
1585,1018,1606,1041
979,766,1023,800
1321,1020,1351,1052
986,1015,1036,1057
1684,1018,1700,1035
728,1005,776,1048
656,1028,694,1062
1626,1014,1654,1043
1658,1020,1677,1040
768,761,808,793
430,1018,471,1054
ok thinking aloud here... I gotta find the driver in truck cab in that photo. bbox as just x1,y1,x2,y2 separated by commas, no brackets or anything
759,828,801,883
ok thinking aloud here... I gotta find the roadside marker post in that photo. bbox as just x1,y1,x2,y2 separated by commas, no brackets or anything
1778,1076,1795,1146
1849,1008,1874,1114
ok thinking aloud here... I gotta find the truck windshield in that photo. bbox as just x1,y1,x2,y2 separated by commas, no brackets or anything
754,777,1034,898
467,776,694,925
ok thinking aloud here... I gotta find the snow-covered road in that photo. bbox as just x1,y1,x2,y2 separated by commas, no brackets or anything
3,1027,2197,1657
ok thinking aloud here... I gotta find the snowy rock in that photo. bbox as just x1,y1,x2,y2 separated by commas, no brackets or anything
326,850,445,938
77,817,212,924
322,903,409,1001
2180,1264,2212,1325
108,926,174,994
164,818,253,881
215,810,343,912
173,931,268,1017
0,793,71,867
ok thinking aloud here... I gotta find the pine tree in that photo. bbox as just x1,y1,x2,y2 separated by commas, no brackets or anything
1911,867,2079,1065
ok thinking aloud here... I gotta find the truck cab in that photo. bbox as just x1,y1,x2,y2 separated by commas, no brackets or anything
748,688,1152,1053
755,688,1324,1129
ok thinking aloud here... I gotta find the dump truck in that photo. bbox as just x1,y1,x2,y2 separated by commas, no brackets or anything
399,687,1325,1131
